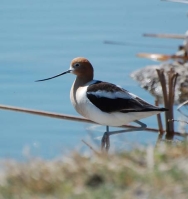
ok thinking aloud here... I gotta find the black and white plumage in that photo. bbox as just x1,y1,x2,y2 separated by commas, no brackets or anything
36,57,168,151
70,79,167,127
87,81,166,113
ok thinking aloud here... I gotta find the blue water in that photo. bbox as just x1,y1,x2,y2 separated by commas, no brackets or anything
0,0,187,159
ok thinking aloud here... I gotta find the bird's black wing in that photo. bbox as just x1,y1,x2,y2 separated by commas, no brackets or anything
87,81,167,113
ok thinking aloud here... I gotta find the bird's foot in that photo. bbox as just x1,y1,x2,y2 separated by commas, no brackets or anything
101,132,110,152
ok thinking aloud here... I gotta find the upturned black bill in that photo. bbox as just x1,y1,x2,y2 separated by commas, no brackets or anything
36,70,71,82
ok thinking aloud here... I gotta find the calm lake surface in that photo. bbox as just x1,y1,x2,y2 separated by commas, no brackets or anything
0,0,187,159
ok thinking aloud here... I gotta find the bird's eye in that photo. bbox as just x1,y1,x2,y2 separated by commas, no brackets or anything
74,63,80,68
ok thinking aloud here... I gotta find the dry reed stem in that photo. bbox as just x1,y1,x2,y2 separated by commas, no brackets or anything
167,70,175,135
81,139,100,155
167,70,178,138
155,100,164,135
156,69,169,133
156,69,178,140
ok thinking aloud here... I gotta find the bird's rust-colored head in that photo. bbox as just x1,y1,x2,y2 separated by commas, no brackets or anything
36,57,94,82
70,57,94,80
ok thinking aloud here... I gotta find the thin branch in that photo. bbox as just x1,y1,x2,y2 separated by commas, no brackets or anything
162,0,188,4
82,140,100,155
177,100,188,118
0,104,185,137
143,33,186,39
169,119,188,125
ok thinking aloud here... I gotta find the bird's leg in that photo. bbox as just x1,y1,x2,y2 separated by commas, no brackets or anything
101,120,147,152
101,126,110,152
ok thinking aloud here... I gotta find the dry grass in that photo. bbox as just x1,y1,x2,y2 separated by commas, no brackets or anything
0,142,188,199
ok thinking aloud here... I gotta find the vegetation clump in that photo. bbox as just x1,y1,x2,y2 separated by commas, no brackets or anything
0,142,188,199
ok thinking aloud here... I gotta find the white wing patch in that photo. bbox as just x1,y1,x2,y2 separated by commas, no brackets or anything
128,92,139,99
87,90,132,99
128,92,149,103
